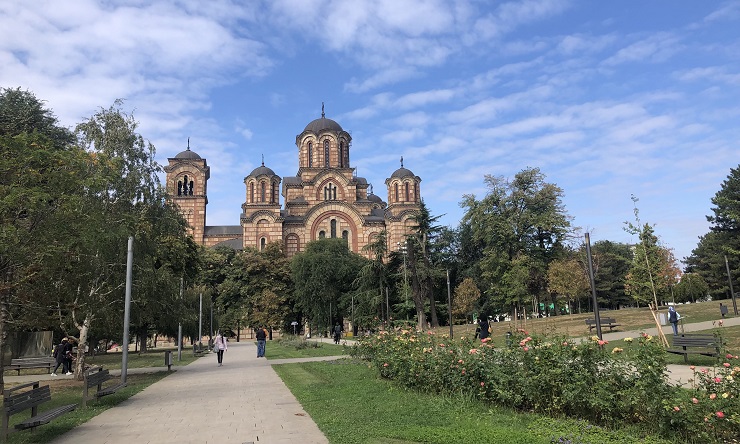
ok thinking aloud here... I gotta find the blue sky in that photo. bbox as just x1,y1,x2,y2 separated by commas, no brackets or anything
2,0,739,264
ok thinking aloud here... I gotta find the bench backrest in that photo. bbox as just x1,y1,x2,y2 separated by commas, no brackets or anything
85,368,111,388
3,383,50,416
10,357,54,364
673,335,719,348
585,317,616,325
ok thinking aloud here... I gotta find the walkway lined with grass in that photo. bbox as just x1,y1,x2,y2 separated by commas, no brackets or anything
47,341,329,444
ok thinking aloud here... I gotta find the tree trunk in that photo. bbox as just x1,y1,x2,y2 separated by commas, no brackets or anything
74,314,91,381
138,324,148,353
406,246,426,330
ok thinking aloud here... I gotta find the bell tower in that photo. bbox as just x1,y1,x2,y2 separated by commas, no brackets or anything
164,140,210,244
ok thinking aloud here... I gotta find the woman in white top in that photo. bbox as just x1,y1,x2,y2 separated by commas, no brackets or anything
213,332,228,366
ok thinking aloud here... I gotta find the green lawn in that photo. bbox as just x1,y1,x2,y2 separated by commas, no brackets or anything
264,339,348,360
3,372,169,444
274,360,672,444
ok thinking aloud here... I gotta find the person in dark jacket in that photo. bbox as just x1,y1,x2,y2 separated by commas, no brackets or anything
51,338,68,376
479,316,490,341
255,326,267,358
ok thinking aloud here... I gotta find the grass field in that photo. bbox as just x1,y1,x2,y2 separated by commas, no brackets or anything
265,339,349,360
274,359,672,444
443,300,740,352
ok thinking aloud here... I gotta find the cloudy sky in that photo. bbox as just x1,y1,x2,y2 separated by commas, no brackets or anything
2,0,739,263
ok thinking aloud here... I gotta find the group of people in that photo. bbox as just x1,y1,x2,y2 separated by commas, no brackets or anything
212,326,269,366
52,337,75,376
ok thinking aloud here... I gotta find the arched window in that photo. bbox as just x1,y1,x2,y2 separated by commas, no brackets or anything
189,180,194,195
342,230,348,242
250,182,254,203
261,181,266,202
319,231,325,239
271,181,277,203
394,183,399,202
260,238,266,251
324,140,330,167
177,180,183,196
331,219,337,238
339,142,344,168
308,142,313,167
405,183,409,202
324,183,337,201
414,183,419,202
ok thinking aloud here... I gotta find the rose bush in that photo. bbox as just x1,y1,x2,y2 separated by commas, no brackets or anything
350,329,739,442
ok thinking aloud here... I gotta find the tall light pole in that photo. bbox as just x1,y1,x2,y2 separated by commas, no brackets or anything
397,241,408,304
725,255,739,315
198,292,203,351
178,277,183,361
121,236,134,383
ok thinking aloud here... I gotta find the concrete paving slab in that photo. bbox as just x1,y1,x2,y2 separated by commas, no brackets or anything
47,341,329,444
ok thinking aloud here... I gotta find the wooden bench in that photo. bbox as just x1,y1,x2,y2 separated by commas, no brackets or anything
81,367,127,407
2,381,77,440
585,317,621,332
667,334,722,364
6,357,56,376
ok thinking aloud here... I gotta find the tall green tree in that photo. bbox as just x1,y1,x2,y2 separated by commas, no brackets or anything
406,200,443,329
686,165,740,301
0,88,80,389
460,167,572,316
588,240,633,310
674,273,709,303
291,239,365,334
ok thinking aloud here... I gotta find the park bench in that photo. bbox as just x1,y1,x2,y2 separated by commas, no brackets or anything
81,366,126,407
585,317,621,332
667,334,722,364
6,357,56,376
2,381,77,441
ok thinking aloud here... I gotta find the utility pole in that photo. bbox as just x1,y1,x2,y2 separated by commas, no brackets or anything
725,255,739,315
447,269,453,339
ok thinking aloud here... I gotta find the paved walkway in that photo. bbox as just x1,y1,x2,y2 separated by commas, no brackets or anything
46,341,330,444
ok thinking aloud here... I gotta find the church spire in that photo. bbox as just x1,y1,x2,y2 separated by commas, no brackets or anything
321,102,325,118
400,156,404,168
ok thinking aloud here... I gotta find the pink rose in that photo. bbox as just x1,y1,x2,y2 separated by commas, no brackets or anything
692,398,699,404
716,411,725,419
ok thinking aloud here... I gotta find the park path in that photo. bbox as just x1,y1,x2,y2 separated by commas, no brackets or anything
47,341,329,444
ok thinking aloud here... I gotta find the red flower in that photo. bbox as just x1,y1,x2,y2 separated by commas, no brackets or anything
716,411,725,419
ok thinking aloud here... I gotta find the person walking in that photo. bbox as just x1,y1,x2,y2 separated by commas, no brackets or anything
479,316,490,341
256,326,267,358
213,331,227,366
333,323,341,344
668,305,680,336
51,337,68,376
63,338,75,375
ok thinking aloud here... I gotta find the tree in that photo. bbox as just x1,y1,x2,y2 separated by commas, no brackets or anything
461,167,572,316
358,230,389,323
291,239,364,334
59,101,164,376
452,277,480,323
686,165,740,300
406,200,443,329
0,88,80,389
588,240,633,310
674,273,709,303
547,256,589,316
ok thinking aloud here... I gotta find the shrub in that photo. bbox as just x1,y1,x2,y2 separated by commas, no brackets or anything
350,329,740,443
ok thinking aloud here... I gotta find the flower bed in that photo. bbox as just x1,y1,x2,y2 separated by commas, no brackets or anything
350,329,739,442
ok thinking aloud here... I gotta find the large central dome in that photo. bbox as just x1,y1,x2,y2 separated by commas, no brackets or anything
303,116,343,133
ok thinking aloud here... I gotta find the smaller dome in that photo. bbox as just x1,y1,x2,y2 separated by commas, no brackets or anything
175,148,201,160
304,117,343,133
391,167,415,179
368,193,383,203
249,164,276,177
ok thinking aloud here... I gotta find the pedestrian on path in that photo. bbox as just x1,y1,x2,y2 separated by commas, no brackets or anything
213,331,227,366
256,326,267,357
333,323,341,344
668,305,680,336
51,337,69,376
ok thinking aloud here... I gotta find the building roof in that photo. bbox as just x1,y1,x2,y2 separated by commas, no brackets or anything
204,225,242,235
303,116,343,133
390,167,415,179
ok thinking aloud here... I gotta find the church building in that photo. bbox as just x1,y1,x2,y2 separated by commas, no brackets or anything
164,109,422,257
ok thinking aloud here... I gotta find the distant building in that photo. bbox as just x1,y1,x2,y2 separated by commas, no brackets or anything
164,109,422,257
